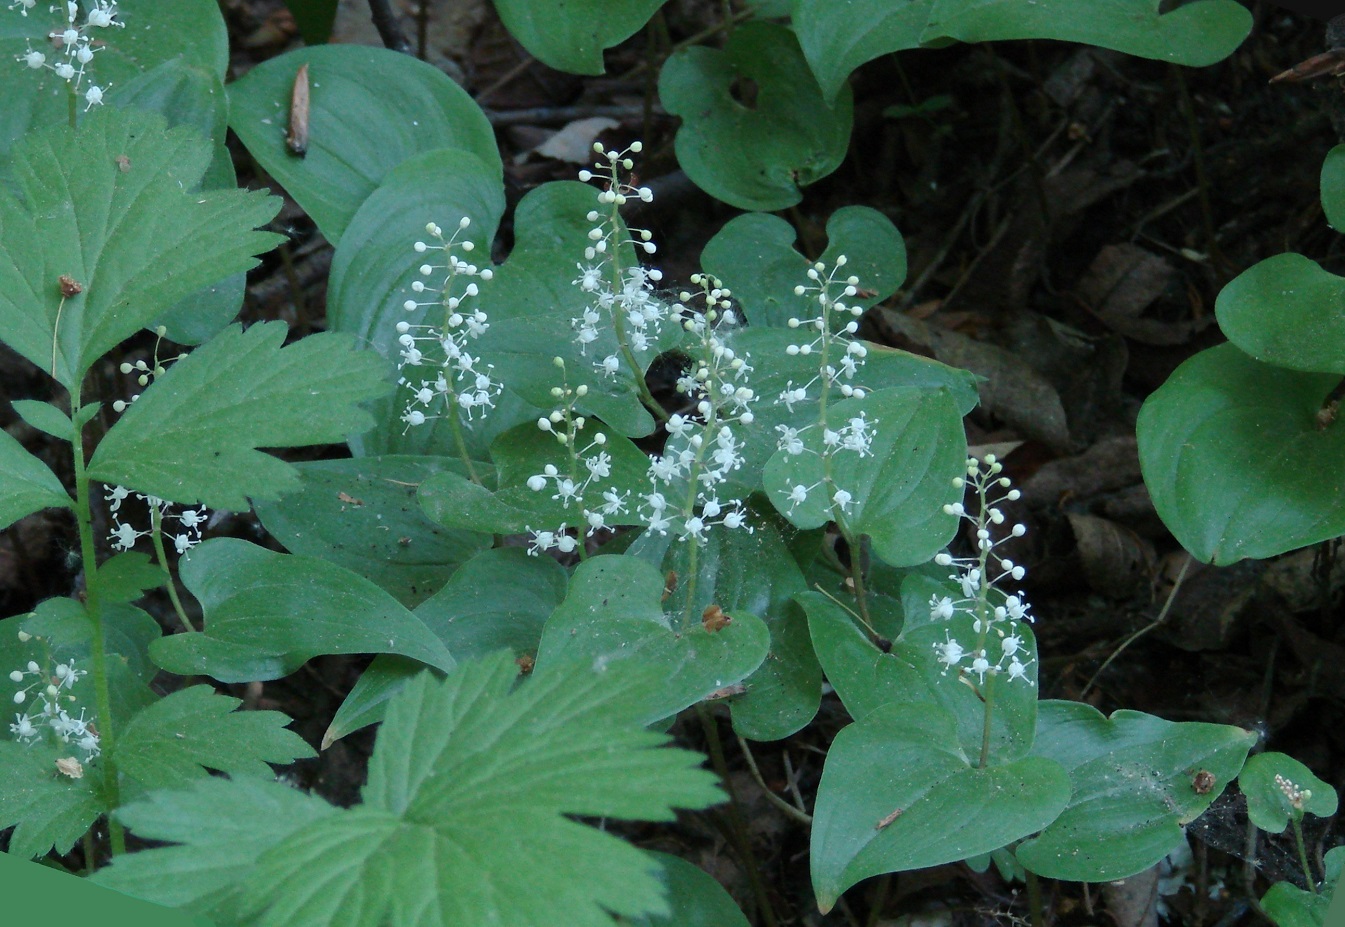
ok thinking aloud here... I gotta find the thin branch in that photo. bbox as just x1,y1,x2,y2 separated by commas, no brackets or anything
367,0,412,55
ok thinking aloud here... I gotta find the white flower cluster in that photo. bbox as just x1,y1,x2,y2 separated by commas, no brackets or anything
773,256,875,519
11,1,122,111
8,635,100,761
397,218,499,431
929,456,1036,687
571,142,668,377
525,357,628,555
105,484,207,555
640,274,755,543
1275,773,1311,811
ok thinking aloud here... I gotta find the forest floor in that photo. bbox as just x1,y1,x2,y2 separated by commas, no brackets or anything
2,1,1343,925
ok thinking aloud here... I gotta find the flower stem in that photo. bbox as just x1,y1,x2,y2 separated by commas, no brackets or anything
1292,814,1318,893
69,378,124,856
147,507,198,632
448,412,481,485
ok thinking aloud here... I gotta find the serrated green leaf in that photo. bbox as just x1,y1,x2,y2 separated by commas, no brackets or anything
1136,342,1345,564
1239,752,1338,834
701,207,906,329
537,556,770,725
100,654,724,927
660,22,852,211
0,739,106,859
253,455,492,608
116,686,314,794
764,387,966,566
1215,253,1345,374
793,0,1250,105
0,426,69,529
150,538,456,682
0,106,281,389
228,45,501,242
492,0,665,74
95,552,167,606
810,701,1070,913
92,777,339,920
1015,700,1256,881
87,321,393,509
323,547,568,745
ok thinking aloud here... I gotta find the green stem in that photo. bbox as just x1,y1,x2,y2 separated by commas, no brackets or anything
147,507,198,632
1026,870,1046,927
69,379,124,856
978,672,996,769
1292,815,1318,894
843,530,872,629
448,412,481,485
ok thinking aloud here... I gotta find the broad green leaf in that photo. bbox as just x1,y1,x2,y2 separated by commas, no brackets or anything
1136,343,1345,564
327,148,508,459
0,0,229,171
418,466,533,534
88,321,393,510
627,509,823,742
1323,144,1345,233
792,0,1250,105
115,686,314,796
323,547,567,745
1216,254,1345,374
636,853,751,927
1239,752,1338,834
811,701,1070,913
764,387,966,566
1015,700,1256,882
0,426,69,529
660,22,853,211
488,420,653,530
96,552,166,607
701,207,906,329
253,456,492,609
537,556,770,725
100,654,724,927
284,0,340,45
492,0,665,75
800,590,1041,762
93,777,340,921
0,106,281,388
150,538,456,682
727,328,979,496
1261,847,1344,927
115,58,245,345
0,739,106,859
474,182,675,441
228,45,501,242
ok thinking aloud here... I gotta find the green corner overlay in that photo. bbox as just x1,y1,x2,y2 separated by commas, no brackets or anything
1331,882,1345,927
0,850,211,927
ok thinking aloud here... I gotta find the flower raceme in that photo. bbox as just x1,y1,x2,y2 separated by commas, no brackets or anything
397,218,499,431
7,633,100,764
929,456,1036,687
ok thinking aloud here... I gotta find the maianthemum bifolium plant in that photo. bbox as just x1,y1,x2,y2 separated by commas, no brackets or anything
0,1,1339,925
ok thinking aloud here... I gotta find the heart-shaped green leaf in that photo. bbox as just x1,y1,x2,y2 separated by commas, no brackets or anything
801,589,1041,763
492,0,665,75
1239,752,1338,834
636,853,751,927
1215,253,1345,375
764,387,966,566
811,701,1070,913
1136,342,1345,564
253,456,492,608
228,45,501,242
660,22,852,211
151,538,456,682
793,0,1250,104
88,321,392,509
701,207,906,330
537,556,770,725
1015,700,1256,881
0,106,281,389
